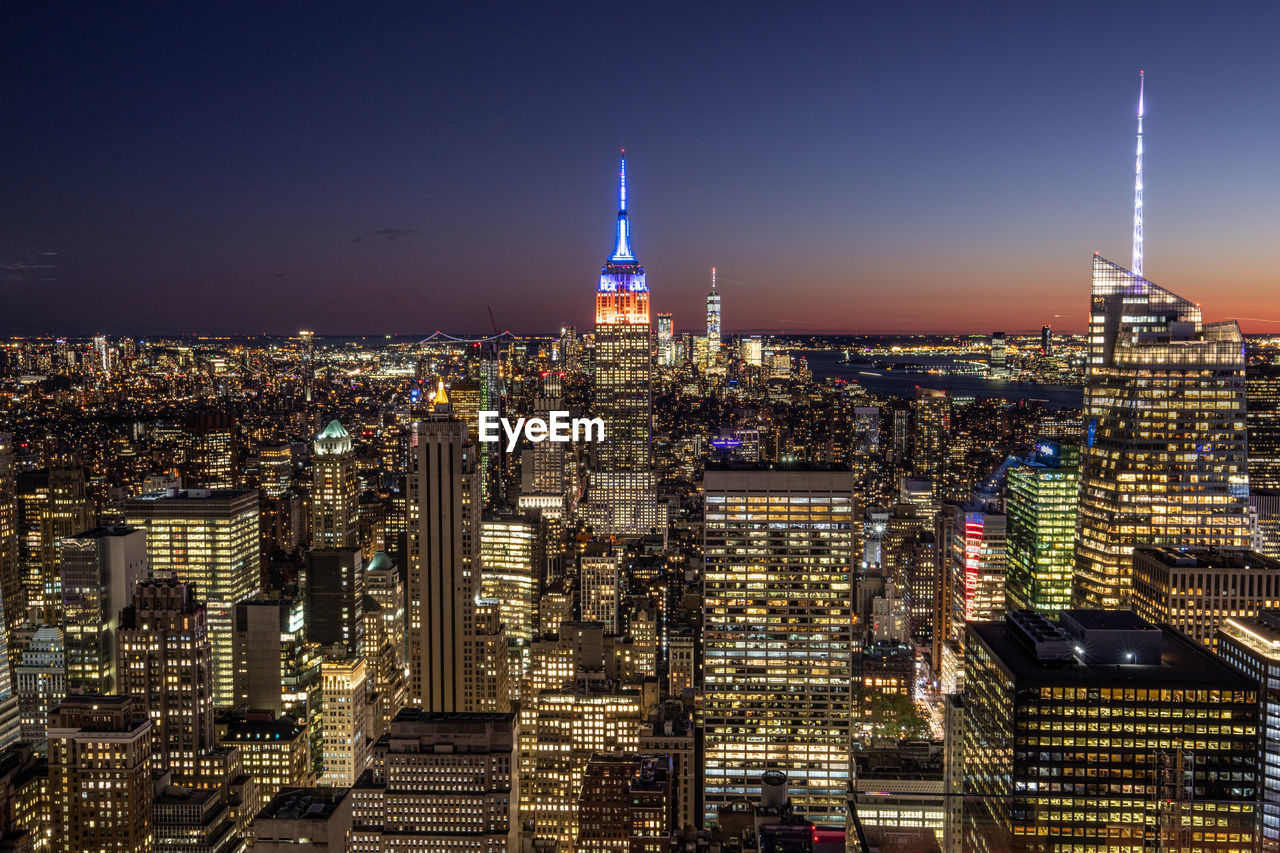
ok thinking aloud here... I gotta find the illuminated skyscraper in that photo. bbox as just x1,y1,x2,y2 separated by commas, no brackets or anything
18,466,90,622
305,548,364,653
587,155,657,538
185,411,240,489
702,465,855,827
311,420,359,549
579,553,620,634
126,488,261,707
408,382,482,711
911,387,949,499
60,525,147,695
947,501,1007,637
0,435,20,660
1005,440,1078,614
116,578,215,780
964,610,1258,853
656,313,674,367
319,654,370,787
1218,612,1280,849
480,517,540,670
1075,255,1252,608
1040,324,1052,356
257,441,293,499
706,267,721,359
49,695,154,853
16,625,64,747
988,332,1007,376
1247,364,1280,491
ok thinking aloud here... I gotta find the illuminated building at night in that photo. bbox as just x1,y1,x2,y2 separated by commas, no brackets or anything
1217,612,1280,850
60,525,146,695
185,411,240,490
15,625,63,748
480,516,541,669
126,488,260,707
702,465,855,827
1075,255,1252,609
579,552,620,634
964,610,1259,853
656,313,674,367
1131,545,1280,650
349,710,517,853
576,752,673,853
319,653,370,787
305,547,364,653
18,466,90,622
586,155,657,538
706,267,721,361
219,711,310,802
408,382,482,711
1005,439,1078,614
116,578,215,781
1248,364,1280,491
311,420,359,549
946,500,1007,637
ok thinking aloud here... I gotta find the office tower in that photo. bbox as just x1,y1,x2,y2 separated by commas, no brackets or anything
911,388,949,499
258,441,293,498
126,488,260,707
1255,491,1280,560
18,466,90,621
60,525,147,695
1131,546,1280,649
740,335,763,367
1248,364,1280,491
48,695,154,853
706,267,721,360
219,711,310,801
988,331,1006,375
408,382,482,712
656,314,674,367
474,600,513,712
253,788,352,853
576,752,673,853
480,517,540,671
524,381,572,507
16,625,64,747
116,579,214,779
580,554,620,633
1077,255,1251,609
1005,440,1079,614
185,411,240,489
1040,324,1052,356
588,155,657,538
946,500,1007,637
319,654,369,787
311,420,359,549
232,598,321,721
305,548,364,652
521,679,643,846
702,466,855,827
349,710,517,853
963,610,1259,853
0,435,20,660
1218,612,1280,849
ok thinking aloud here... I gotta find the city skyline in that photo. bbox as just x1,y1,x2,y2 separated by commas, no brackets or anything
6,4,1280,336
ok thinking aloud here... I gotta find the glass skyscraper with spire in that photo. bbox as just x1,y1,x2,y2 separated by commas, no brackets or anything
1074,254,1252,609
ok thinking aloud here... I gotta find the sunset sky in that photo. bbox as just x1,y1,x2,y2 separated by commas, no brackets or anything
4,2,1280,336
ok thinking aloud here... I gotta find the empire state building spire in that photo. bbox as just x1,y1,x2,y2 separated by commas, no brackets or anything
610,151,636,264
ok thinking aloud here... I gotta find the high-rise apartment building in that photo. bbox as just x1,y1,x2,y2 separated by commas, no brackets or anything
587,156,657,537
311,420,359,549
1132,546,1280,649
947,501,1007,637
408,384,481,711
1075,254,1252,608
349,710,517,853
116,578,215,780
48,695,154,853
702,465,855,827
1005,440,1079,614
257,441,293,499
60,525,147,695
126,488,260,707
911,388,949,499
964,610,1259,853
988,331,1007,375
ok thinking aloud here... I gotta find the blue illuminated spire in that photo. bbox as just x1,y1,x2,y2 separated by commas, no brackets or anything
1132,70,1144,278
610,151,636,264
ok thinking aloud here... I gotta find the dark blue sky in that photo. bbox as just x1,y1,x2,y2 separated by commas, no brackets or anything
4,2,1280,335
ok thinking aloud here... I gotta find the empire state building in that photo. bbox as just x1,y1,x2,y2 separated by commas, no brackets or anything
587,154,657,537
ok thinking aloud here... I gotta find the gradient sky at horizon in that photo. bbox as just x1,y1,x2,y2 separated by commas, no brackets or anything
4,2,1280,336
